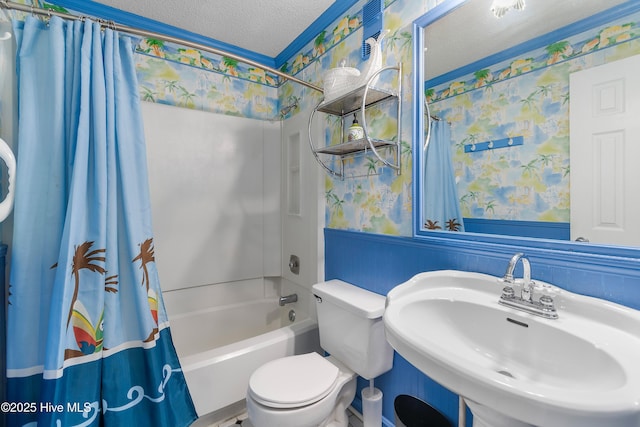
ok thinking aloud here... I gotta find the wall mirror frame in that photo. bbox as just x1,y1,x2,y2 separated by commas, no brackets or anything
412,0,640,260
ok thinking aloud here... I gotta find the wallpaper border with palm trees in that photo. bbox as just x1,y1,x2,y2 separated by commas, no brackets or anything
132,0,400,86
426,15,640,103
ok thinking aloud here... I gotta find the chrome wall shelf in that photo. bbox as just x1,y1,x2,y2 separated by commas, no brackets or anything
308,65,402,179
315,138,395,156
316,87,397,116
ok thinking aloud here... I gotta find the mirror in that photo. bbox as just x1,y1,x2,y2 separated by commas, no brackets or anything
415,0,640,249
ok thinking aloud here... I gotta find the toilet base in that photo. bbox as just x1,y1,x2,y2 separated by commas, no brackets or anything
318,379,356,427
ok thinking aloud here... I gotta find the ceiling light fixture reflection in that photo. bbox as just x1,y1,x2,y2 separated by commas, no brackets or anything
490,0,526,18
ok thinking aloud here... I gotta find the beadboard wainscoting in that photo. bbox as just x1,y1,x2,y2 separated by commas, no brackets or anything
325,228,640,426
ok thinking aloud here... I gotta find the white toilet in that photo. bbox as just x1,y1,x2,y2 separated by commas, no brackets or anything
246,279,394,427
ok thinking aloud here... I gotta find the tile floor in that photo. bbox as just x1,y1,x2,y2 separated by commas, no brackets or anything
348,409,365,427
209,407,364,427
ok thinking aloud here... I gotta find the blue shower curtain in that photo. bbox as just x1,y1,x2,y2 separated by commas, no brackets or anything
6,16,197,427
423,120,465,232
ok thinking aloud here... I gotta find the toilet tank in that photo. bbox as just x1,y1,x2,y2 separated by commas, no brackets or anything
312,280,394,380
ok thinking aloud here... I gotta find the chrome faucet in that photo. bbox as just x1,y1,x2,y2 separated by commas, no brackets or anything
279,293,298,306
498,253,558,319
503,252,533,301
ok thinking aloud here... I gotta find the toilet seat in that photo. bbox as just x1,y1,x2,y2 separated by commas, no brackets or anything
248,352,340,408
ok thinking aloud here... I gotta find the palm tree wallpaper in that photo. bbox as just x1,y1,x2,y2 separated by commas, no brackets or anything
427,14,640,225
112,0,639,236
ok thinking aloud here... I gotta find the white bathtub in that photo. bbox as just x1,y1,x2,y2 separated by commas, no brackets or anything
168,296,322,417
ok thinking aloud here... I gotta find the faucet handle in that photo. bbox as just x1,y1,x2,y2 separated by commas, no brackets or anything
539,294,555,309
538,294,558,319
501,286,515,300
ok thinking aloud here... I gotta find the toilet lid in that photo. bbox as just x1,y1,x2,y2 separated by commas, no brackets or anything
249,352,340,408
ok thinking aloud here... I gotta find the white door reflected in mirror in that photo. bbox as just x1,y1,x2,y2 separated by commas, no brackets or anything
570,54,640,246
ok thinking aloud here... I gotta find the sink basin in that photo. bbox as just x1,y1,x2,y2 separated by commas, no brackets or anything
383,270,640,427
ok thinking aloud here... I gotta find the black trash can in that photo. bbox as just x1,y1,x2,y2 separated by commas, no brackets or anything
394,395,452,427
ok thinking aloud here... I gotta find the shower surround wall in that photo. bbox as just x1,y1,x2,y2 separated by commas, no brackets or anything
129,6,328,298
141,101,281,294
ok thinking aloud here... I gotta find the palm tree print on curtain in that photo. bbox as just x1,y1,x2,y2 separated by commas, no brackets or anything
133,238,160,334
67,242,107,327
49,241,114,359
424,218,462,231
61,239,162,357
423,120,465,233
62,241,113,359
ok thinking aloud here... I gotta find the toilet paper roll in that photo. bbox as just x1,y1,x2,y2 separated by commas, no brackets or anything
362,387,383,427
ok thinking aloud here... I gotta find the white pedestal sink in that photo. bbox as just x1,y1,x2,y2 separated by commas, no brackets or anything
383,270,640,427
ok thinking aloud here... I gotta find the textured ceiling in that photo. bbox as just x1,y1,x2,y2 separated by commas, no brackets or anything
92,0,336,58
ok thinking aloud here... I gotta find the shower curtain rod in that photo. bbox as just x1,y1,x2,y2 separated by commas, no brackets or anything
0,0,324,93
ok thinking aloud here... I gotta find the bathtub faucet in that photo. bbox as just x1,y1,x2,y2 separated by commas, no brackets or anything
279,293,298,306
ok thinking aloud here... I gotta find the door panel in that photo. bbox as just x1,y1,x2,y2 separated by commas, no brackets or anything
570,54,640,246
